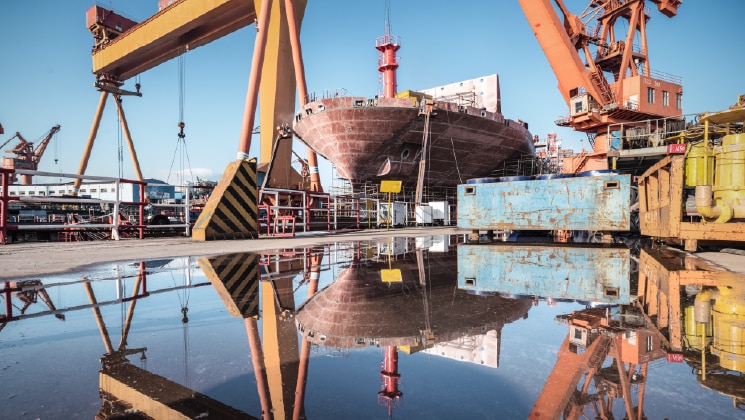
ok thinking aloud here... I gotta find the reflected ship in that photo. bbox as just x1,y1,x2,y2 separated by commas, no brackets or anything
295,251,531,352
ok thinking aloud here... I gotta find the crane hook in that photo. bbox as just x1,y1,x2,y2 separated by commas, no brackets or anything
178,121,186,139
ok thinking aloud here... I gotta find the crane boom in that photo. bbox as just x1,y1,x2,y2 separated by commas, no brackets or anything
519,0,683,126
89,0,257,82
31,124,61,164
2,124,61,185
517,0,607,107
518,0,684,173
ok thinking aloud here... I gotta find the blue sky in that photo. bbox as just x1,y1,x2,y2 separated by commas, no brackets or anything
1,1,743,187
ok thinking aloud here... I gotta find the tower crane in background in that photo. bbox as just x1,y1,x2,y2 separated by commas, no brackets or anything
2,124,61,185
518,0,683,175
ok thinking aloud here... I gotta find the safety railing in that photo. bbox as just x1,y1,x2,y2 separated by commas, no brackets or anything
258,187,333,236
1,168,149,244
142,186,193,236
331,195,365,230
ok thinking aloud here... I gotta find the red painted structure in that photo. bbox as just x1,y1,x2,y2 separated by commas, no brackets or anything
376,26,400,98
379,346,403,416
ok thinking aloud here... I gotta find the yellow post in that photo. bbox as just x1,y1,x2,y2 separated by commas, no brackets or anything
387,192,392,231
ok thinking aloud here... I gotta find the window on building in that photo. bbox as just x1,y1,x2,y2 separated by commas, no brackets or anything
101,188,108,193
91,189,97,193
19,191,26,195
646,335,653,352
663,91,669,107
647,87,655,104
37,192,45,196
676,93,683,110
80,189,87,193
58,190,65,194
9,191,16,196
574,328,583,340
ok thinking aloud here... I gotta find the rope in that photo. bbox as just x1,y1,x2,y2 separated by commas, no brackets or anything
117,109,123,178
167,39,195,186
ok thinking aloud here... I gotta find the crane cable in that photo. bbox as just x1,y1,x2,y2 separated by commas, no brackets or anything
168,38,194,186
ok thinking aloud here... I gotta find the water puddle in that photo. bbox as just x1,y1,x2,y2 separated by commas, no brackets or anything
2,235,743,419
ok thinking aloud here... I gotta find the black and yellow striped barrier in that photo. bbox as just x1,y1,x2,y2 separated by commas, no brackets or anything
193,159,259,241
198,253,260,319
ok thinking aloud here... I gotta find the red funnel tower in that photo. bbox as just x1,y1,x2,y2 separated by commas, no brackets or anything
376,25,400,98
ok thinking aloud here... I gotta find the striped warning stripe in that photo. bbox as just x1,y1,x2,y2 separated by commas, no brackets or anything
210,161,258,235
199,253,260,318
193,159,259,240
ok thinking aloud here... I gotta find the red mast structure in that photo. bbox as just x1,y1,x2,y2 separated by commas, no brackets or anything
376,1,400,98
378,345,403,417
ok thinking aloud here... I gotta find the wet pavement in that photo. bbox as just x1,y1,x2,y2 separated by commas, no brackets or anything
2,234,744,419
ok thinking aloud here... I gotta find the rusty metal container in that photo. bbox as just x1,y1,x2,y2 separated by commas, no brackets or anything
457,173,631,231
457,243,630,304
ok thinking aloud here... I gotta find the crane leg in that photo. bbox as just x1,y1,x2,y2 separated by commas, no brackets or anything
237,0,273,158
284,0,322,193
74,91,109,195
195,0,308,240
113,95,144,181
256,0,305,189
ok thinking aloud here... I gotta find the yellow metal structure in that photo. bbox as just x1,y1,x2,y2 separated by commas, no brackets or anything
704,282,745,372
83,0,321,235
636,247,722,352
637,246,745,408
91,0,257,80
192,159,259,240
684,142,715,187
380,180,402,193
638,98,745,249
198,253,260,317
693,106,745,223
256,0,305,181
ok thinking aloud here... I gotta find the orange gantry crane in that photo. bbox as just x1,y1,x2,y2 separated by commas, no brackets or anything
518,0,683,174
531,307,667,419
1,124,61,185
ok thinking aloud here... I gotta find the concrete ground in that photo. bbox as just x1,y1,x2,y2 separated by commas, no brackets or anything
0,226,465,280
1,227,743,280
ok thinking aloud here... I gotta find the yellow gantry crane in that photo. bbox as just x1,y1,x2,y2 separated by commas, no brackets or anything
78,0,322,240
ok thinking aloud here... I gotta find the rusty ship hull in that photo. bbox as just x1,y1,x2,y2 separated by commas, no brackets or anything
295,254,531,349
292,94,535,188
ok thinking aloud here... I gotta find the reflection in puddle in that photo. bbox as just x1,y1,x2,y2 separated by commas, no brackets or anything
1,237,744,418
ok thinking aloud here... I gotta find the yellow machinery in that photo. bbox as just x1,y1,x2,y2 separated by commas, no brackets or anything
690,105,745,223
695,282,745,373
637,245,745,408
638,96,745,250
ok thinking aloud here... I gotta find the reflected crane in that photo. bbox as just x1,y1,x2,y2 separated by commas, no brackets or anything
1,280,65,333
531,307,667,419
199,247,324,419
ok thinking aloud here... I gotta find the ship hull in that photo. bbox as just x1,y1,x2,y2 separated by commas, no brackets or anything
293,96,534,188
